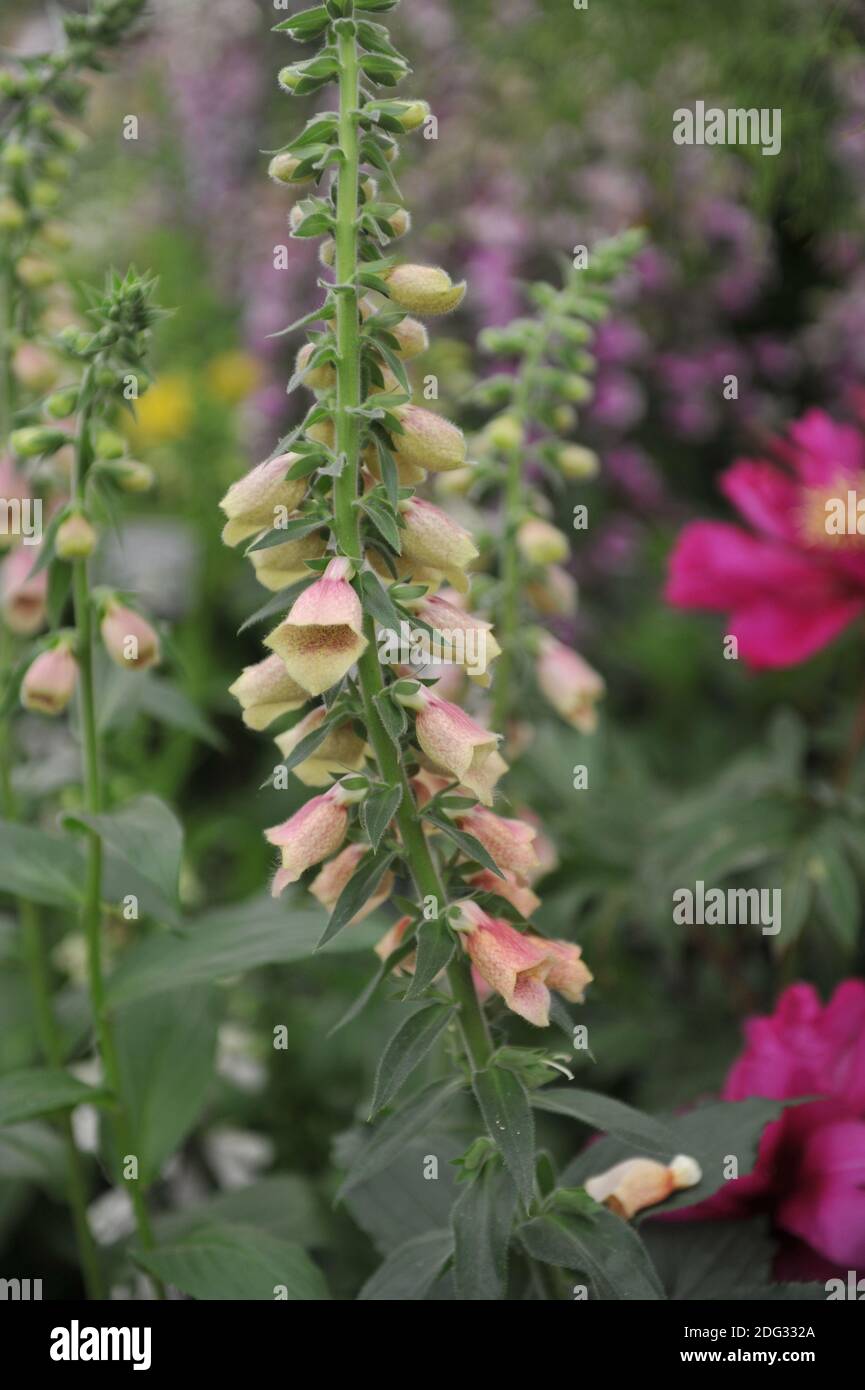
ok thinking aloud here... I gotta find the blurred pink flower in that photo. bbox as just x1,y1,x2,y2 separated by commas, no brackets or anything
671,982,865,1279
666,409,865,667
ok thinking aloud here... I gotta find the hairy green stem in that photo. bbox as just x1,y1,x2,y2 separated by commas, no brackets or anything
331,26,491,1071
71,404,164,1298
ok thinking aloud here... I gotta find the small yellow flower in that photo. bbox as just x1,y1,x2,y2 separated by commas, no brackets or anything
129,373,195,446
206,351,263,405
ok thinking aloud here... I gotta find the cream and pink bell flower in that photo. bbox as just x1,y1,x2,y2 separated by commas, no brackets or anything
392,405,467,474
374,914,416,973
409,593,500,685
229,653,310,731
0,455,32,552
275,706,367,787
20,643,78,715
453,900,553,1027
527,935,593,1003
249,528,327,592
407,688,500,806
398,497,479,594
584,1154,702,1219
310,842,394,922
100,602,160,671
536,635,605,733
265,781,357,896
517,517,570,566
220,453,309,547
467,868,541,920
456,805,539,876
265,556,368,696
1,545,48,634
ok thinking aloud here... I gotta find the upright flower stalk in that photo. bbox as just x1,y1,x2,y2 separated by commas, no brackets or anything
0,0,147,1300
466,239,643,735
222,1,682,1293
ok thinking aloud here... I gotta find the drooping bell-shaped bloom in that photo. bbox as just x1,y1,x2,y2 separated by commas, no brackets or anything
666,410,865,668
0,455,32,552
229,654,310,731
586,1155,702,1219
456,805,539,876
410,592,500,685
265,782,354,896
536,635,604,733
275,706,367,787
220,454,309,547
1,545,48,634
265,556,368,696
398,497,479,594
310,841,394,922
527,935,593,1003
20,643,78,715
55,511,97,559
393,405,467,474
412,690,500,805
453,900,552,1027
249,528,328,591
374,914,416,973
100,602,160,671
384,264,466,316
467,868,541,919
527,565,578,617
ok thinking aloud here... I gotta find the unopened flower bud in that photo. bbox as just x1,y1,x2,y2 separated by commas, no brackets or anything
268,153,314,186
485,414,524,451
55,511,97,560
0,196,25,231
556,444,599,480
94,429,125,460
10,426,68,459
386,207,411,238
13,344,60,392
536,636,604,733
115,461,156,493
20,643,78,715
392,100,430,131
517,517,569,566
265,783,352,896
319,238,336,267
1,546,48,635
393,405,466,473
310,842,393,921
100,602,160,671
15,256,58,289
563,374,593,404
399,496,479,594
413,689,500,804
552,404,577,432
44,387,79,419
384,264,466,317
295,341,336,391
527,565,578,617
585,1154,702,1219
249,528,328,591
220,454,309,546
456,805,538,875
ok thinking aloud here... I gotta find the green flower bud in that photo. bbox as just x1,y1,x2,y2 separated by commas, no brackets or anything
384,264,466,317
39,220,72,251
30,181,61,211
0,197,25,231
15,255,58,288
392,100,430,132
485,414,524,451
268,153,314,186
556,444,599,480
94,429,126,460
44,388,80,419
562,374,593,404
114,460,156,493
10,425,69,458
278,65,303,93
295,341,336,391
1,142,29,170
55,511,97,560
552,404,577,433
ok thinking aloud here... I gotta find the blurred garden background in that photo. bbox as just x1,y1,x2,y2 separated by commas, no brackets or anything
2,0,865,1298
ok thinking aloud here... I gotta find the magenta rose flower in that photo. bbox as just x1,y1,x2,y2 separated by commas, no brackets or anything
670,982,865,1280
666,410,865,667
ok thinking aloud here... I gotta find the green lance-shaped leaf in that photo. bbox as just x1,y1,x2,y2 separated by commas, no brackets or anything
0,1069,109,1126
136,1221,329,1301
360,783,403,852
369,1001,455,1118
520,1200,665,1301
452,1157,518,1301
472,1065,535,1207
422,807,504,878
405,914,456,999
531,1087,676,1157
338,1076,465,1199
358,1229,453,1301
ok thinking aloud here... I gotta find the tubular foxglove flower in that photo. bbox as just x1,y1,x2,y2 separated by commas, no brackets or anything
398,496,479,593
55,511,97,560
585,1155,702,1219
275,707,367,787
407,592,500,684
536,636,605,733
220,454,309,546
467,868,541,919
265,782,356,896
409,689,500,805
310,842,394,921
456,805,539,875
454,901,553,1028
20,642,78,715
527,935,593,1003
1,546,48,634
229,654,311,731
100,601,161,671
265,556,368,695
